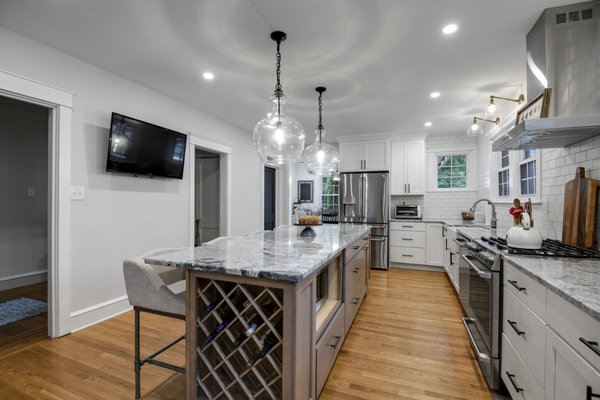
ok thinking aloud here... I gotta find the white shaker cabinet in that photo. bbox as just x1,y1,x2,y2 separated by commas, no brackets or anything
338,140,389,172
390,140,424,195
425,223,444,267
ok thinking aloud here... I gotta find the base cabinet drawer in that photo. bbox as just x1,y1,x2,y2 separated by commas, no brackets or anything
390,221,425,232
316,305,345,396
390,230,425,247
545,327,600,400
344,250,367,297
503,287,546,387
390,246,426,264
344,235,367,265
502,334,545,400
344,281,366,336
504,261,547,320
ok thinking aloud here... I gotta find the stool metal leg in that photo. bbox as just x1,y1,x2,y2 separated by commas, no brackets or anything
134,308,141,399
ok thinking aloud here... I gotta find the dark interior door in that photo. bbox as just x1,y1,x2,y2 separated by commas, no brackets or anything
264,166,276,230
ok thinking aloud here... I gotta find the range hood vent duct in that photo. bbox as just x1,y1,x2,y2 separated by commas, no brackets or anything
492,1,600,151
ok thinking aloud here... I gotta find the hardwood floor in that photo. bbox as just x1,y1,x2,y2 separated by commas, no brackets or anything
0,269,496,399
0,282,47,346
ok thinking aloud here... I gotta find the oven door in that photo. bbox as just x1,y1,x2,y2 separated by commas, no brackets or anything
463,253,494,350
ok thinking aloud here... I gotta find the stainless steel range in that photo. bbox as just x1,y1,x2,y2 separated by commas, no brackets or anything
457,233,600,392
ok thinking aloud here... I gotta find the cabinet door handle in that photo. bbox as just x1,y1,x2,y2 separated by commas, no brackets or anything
352,297,360,305
587,386,600,399
329,335,342,350
505,372,523,393
450,252,454,266
352,268,360,273
442,227,446,237
404,183,407,193
508,280,526,291
408,183,410,193
580,337,600,357
507,320,525,336
445,238,448,251
364,159,366,169
351,245,360,250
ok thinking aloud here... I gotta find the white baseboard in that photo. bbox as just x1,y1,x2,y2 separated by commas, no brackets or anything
389,263,444,272
70,295,132,333
0,269,47,291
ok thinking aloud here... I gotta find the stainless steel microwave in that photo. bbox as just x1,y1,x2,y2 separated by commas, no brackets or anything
394,205,422,219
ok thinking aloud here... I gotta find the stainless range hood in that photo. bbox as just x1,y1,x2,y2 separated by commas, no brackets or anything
493,1,600,151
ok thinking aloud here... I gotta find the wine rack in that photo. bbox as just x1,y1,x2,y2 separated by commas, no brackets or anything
193,277,284,399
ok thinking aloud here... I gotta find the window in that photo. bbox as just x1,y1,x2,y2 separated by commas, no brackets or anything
498,150,510,197
436,154,467,189
321,176,339,214
520,150,536,195
492,149,540,201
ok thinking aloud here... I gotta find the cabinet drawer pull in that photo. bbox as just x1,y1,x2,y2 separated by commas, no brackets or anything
402,254,414,257
580,337,600,357
329,335,342,350
352,297,360,305
351,245,360,250
588,386,600,399
402,238,414,241
505,372,523,393
402,225,413,228
352,268,360,274
508,280,526,291
507,320,525,336
450,252,454,266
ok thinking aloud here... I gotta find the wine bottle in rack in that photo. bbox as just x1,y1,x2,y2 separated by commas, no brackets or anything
232,294,280,348
205,291,249,344
245,317,283,367
206,281,236,312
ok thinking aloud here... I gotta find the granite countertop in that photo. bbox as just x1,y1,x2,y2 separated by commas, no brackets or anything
455,225,600,323
390,217,490,228
144,224,371,282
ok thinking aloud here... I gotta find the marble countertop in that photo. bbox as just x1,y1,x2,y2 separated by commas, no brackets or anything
390,217,490,228
145,224,371,282
454,225,600,323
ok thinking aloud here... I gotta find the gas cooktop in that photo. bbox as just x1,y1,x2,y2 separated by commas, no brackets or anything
480,236,600,258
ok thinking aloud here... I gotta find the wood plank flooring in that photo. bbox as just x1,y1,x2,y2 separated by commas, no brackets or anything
0,282,47,346
0,269,495,399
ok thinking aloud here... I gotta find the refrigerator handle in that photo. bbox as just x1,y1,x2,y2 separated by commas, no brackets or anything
358,174,363,221
362,175,367,222
382,174,388,223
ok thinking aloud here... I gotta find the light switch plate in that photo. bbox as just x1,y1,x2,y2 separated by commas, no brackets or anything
71,186,85,200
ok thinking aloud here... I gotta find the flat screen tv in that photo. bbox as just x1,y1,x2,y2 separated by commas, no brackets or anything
106,112,187,179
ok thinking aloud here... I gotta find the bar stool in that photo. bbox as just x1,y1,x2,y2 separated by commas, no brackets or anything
123,248,187,399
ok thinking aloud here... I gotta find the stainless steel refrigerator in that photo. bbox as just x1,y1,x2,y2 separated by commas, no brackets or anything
339,171,389,270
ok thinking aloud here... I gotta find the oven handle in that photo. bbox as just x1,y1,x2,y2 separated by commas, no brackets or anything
453,238,467,247
462,317,491,361
462,254,492,280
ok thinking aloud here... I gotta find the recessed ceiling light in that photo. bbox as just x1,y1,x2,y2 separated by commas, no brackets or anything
442,24,458,35
424,122,433,127
430,91,441,98
202,72,215,80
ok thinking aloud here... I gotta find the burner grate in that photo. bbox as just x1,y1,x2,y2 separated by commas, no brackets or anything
481,237,600,258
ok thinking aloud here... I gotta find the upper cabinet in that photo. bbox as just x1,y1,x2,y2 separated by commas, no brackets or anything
339,140,389,172
390,140,425,195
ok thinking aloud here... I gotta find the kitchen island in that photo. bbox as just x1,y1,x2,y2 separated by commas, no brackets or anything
146,224,371,400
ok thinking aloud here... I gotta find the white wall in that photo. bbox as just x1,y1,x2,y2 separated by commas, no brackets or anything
0,27,262,329
293,163,322,207
0,96,48,285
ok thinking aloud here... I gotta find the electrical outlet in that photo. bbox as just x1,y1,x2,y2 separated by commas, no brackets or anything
71,186,85,200
27,188,36,197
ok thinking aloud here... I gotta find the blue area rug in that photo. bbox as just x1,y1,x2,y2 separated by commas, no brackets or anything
0,297,47,327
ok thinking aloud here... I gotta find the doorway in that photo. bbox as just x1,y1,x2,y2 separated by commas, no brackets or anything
0,95,50,345
264,166,276,230
194,149,220,245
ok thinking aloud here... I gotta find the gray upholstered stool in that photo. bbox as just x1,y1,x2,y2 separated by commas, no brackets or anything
123,248,187,399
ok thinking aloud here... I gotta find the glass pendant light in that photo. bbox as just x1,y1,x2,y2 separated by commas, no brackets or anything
303,87,338,176
466,116,499,137
254,31,305,164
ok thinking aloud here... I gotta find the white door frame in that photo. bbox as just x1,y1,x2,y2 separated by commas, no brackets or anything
0,68,73,337
260,163,291,229
188,135,231,245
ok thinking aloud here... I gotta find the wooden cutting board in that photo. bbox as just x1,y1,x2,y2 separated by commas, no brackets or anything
562,167,600,248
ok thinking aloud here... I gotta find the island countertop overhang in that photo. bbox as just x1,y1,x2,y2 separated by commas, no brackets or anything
144,224,371,282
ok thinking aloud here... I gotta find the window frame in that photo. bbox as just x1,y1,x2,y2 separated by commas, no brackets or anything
428,148,476,192
491,149,541,203
321,176,339,214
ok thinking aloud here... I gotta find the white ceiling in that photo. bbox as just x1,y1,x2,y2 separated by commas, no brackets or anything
0,0,568,142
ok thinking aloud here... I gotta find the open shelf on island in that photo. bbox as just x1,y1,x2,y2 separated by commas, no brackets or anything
315,256,341,336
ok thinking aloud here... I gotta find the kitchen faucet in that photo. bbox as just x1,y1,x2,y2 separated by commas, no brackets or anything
470,199,497,229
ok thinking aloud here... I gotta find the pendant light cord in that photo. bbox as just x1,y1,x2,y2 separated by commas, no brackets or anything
275,39,283,117
317,90,323,143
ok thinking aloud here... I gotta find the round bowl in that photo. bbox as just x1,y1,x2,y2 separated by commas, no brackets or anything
461,212,475,221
